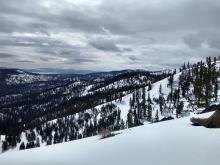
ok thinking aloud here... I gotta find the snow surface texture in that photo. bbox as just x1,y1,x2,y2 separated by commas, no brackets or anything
0,112,219,165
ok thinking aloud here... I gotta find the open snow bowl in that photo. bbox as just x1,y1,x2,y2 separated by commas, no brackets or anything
0,112,220,165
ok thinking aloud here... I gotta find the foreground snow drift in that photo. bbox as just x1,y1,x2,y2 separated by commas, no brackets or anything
0,112,220,165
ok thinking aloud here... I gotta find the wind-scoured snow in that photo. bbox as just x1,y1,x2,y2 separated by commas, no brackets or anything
0,112,219,165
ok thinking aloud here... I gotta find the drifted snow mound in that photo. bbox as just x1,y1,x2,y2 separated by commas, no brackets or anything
191,110,220,128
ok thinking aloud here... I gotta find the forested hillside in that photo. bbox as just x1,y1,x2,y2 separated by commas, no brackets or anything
1,56,220,153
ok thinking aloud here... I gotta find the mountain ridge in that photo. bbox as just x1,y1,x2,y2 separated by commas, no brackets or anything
0,56,220,155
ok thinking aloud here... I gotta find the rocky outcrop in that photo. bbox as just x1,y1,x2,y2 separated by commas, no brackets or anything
191,110,220,128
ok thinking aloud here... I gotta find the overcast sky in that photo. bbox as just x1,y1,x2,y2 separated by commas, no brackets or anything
0,0,220,71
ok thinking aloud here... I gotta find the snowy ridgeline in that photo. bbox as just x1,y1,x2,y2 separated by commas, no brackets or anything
5,72,52,85
0,112,220,165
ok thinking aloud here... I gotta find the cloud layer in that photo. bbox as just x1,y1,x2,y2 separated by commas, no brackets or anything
0,0,220,71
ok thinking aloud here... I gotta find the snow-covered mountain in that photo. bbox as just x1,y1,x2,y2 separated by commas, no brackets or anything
0,56,220,163
0,68,167,150
0,112,219,165
0,69,165,148
0,68,53,85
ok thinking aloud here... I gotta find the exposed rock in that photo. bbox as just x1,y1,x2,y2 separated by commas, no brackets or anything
160,116,174,122
191,110,220,128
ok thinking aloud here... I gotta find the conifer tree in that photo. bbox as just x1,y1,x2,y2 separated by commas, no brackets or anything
183,62,186,70
176,101,184,118
147,93,152,122
159,84,162,94
137,99,142,119
159,95,165,113
127,110,133,128
1,141,8,152
148,83,152,91
155,110,159,122
168,74,174,102
142,87,147,117
19,142,25,150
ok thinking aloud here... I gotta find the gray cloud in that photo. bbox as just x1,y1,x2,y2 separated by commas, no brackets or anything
89,39,121,52
0,52,16,58
16,60,34,63
183,30,220,49
0,0,220,70
123,48,133,52
182,34,203,49
202,31,220,49
67,58,96,65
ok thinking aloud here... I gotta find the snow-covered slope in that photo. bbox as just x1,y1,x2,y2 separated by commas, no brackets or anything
1,60,220,157
0,70,202,153
0,112,219,165
6,73,52,85
95,71,183,122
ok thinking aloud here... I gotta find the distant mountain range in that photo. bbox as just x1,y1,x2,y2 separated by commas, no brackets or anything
26,68,96,75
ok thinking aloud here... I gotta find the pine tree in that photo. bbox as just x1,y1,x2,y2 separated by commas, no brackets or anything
147,103,152,122
147,93,152,104
204,59,212,108
155,110,159,122
168,74,174,102
193,65,202,107
159,95,164,113
127,110,133,128
173,89,180,107
176,101,184,118
147,93,152,122
142,87,147,117
159,84,162,94
183,62,186,70
187,61,190,69
134,110,139,126
212,61,219,101
148,83,152,91
214,71,218,101
137,99,142,119
19,142,25,150
1,141,8,152
36,137,40,147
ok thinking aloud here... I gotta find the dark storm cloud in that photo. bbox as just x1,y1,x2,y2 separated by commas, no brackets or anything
37,44,87,60
183,30,220,49
0,36,50,48
0,52,16,58
202,31,220,49
182,34,203,49
0,0,220,70
123,48,132,52
128,56,139,61
16,60,34,63
0,0,102,34
0,1,47,33
89,39,121,52
1,0,220,35
68,58,96,64
38,57,50,62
